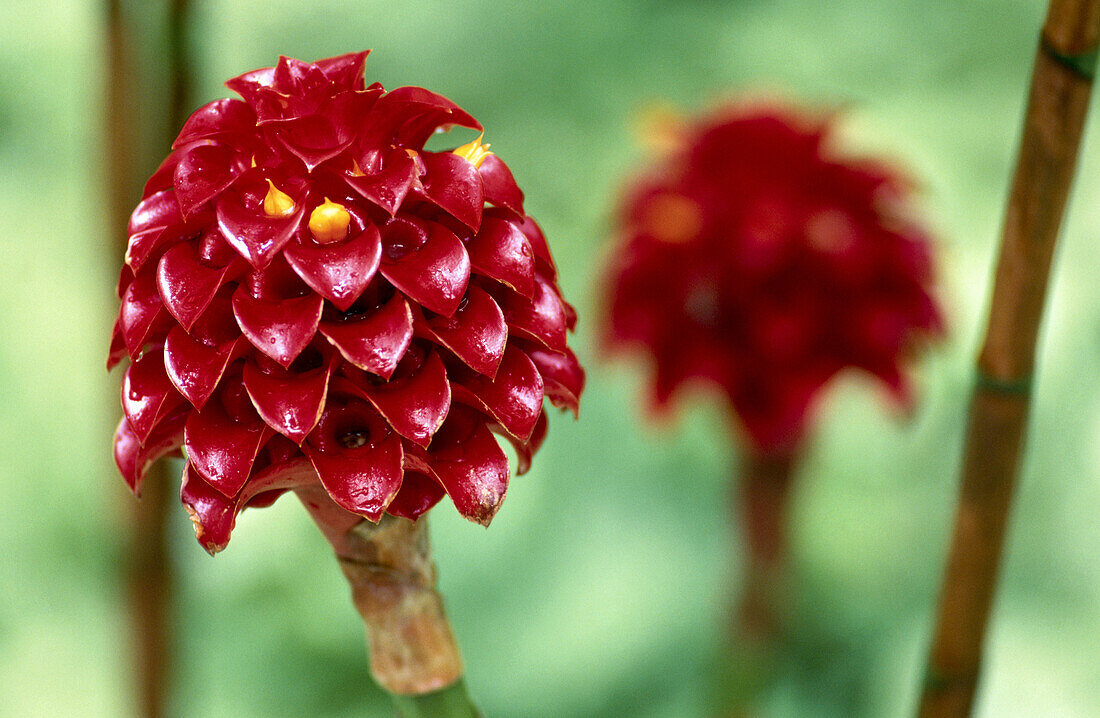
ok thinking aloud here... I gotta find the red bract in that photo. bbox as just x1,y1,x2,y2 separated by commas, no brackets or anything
603,104,942,452
110,52,583,553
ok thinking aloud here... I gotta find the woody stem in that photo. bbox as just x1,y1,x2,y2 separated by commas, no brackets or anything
917,2,1099,716
296,487,480,716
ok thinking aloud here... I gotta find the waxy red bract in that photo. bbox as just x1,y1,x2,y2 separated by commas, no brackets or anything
603,105,941,452
110,52,583,553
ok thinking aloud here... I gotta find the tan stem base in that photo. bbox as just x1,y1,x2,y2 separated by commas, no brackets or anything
296,487,464,695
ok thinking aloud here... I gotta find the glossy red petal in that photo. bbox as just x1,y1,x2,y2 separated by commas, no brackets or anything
268,57,325,103
126,191,198,272
451,345,543,441
183,453,323,554
527,346,585,417
319,294,413,378
562,298,579,332
156,242,238,330
401,440,433,474
304,434,404,521
429,408,509,526
467,216,536,298
174,142,247,217
380,219,470,316
278,53,328,89
143,148,183,198
385,470,445,521
243,358,333,443
421,151,483,231
284,224,381,311
271,113,353,170
119,272,169,357
478,155,525,215
184,397,269,497
315,51,371,89
367,86,481,147
345,148,417,215
420,284,507,377
116,264,134,299
500,276,568,352
122,348,185,443
107,319,127,371
353,351,451,447
496,409,548,476
164,326,241,410
391,89,481,144
180,463,237,554
232,287,323,368
216,190,304,270
127,189,181,238
112,417,147,492
173,98,256,148
516,215,558,280
189,290,243,343
114,412,185,495
225,64,275,98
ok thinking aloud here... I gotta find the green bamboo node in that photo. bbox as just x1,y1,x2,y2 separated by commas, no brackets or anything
973,370,1033,396
921,667,949,693
1041,38,1098,78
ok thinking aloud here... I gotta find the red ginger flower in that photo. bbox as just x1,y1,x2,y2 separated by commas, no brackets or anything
110,52,584,554
604,104,941,452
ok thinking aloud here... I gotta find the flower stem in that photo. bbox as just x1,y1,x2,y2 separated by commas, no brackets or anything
390,680,482,718
718,448,797,716
296,488,480,715
733,448,797,644
918,2,1099,716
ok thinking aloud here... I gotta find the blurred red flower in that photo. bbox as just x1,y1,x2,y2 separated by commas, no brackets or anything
604,104,941,451
110,52,583,553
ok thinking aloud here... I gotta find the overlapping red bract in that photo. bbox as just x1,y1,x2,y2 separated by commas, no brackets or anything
110,52,583,553
604,105,941,452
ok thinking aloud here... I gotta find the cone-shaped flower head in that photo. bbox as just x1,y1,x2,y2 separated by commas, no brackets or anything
110,52,584,553
604,103,941,452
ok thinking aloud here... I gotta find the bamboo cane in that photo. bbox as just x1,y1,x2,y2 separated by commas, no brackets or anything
107,1,191,715
918,2,1099,716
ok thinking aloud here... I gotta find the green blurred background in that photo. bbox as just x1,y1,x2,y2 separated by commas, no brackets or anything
3,0,1100,715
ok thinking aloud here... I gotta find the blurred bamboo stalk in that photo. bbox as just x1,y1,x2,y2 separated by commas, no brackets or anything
107,1,191,716
166,0,191,140
918,2,1099,716
123,472,173,718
